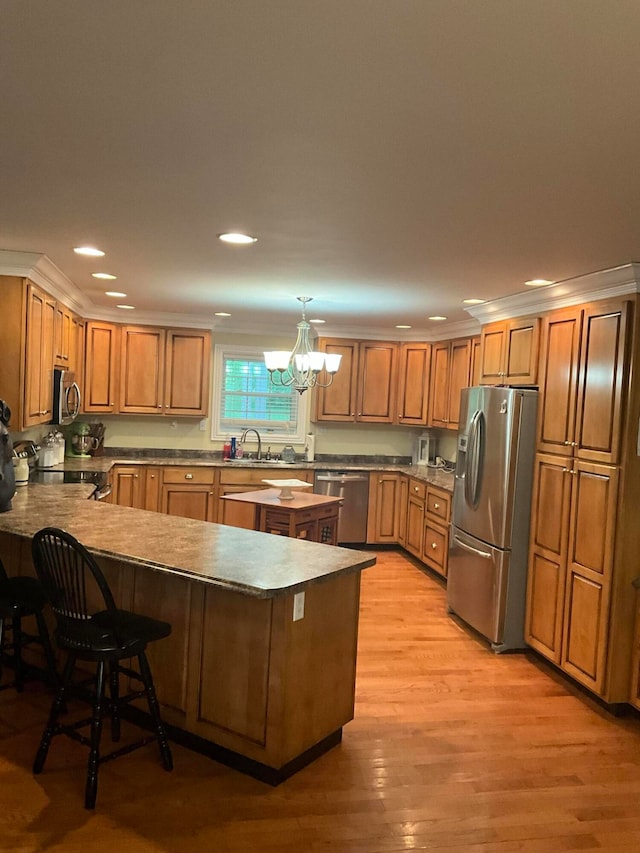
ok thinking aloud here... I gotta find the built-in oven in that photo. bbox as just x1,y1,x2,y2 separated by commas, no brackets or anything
52,368,81,425
29,468,111,500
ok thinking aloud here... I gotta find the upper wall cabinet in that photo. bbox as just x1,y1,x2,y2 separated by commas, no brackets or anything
84,321,120,414
536,301,629,464
428,337,472,431
479,317,540,385
313,338,398,423
395,342,432,426
0,277,55,430
84,322,211,417
118,326,211,416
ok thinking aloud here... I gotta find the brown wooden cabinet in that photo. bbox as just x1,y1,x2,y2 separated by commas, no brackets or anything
216,467,313,525
53,302,73,367
397,475,408,548
395,342,431,426
83,320,120,414
429,337,472,430
526,453,619,694
537,301,629,464
526,296,639,704
119,326,211,416
366,472,401,544
405,478,426,559
313,338,397,423
110,464,147,508
23,282,56,428
157,467,216,522
479,316,540,385
422,485,451,578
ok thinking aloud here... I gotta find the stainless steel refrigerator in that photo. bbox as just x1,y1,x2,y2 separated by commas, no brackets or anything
447,386,538,652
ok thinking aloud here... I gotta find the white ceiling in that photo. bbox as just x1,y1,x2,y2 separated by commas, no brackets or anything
2,1,640,338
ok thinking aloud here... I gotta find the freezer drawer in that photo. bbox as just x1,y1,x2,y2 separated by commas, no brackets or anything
447,526,512,649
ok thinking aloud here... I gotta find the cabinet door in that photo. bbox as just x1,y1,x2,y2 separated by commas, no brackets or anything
429,341,451,428
537,308,582,457
446,338,472,430
470,336,482,386
478,322,506,384
422,521,448,578
84,321,119,413
405,496,424,558
356,342,397,422
68,314,85,380
145,467,161,511
396,343,431,425
525,453,573,663
504,317,540,384
23,283,55,427
111,465,146,508
119,326,166,414
53,302,73,367
366,472,400,543
160,484,216,522
313,339,358,421
561,460,618,694
397,475,408,548
164,329,211,416
574,301,628,464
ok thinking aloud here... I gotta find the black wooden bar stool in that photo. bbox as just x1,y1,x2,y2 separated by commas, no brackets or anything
31,527,173,809
0,557,58,692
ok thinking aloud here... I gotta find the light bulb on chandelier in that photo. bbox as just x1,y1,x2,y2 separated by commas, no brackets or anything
264,297,342,394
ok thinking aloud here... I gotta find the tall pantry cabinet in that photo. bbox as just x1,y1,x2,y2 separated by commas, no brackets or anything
525,298,640,703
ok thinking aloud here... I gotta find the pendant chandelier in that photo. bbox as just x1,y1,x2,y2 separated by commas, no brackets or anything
264,297,342,394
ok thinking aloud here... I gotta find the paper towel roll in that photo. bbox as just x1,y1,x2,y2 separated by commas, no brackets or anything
304,433,315,462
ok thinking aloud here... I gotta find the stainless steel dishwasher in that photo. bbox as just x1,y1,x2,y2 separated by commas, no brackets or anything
314,471,369,544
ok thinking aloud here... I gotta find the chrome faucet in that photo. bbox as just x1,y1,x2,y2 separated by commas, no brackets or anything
240,428,262,460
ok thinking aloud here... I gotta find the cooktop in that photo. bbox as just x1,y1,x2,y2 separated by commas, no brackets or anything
29,469,108,487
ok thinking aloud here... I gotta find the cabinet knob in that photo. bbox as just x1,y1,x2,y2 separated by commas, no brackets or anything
150,474,156,479
134,474,138,479
414,486,419,492
431,542,438,550
185,473,193,480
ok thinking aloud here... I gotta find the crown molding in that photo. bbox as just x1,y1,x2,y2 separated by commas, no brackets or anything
467,262,640,323
0,250,87,315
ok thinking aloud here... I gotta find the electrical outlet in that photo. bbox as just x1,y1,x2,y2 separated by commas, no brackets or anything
199,418,207,431
170,420,178,430
293,591,305,621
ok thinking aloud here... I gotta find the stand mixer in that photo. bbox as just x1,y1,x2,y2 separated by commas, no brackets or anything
68,422,97,457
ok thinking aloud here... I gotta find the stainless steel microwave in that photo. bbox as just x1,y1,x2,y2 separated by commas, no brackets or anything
52,368,81,424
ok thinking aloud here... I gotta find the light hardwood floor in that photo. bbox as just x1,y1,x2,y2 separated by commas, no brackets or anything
2,549,640,852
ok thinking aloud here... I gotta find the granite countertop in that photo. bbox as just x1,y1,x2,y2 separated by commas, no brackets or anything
49,455,456,492
0,484,376,598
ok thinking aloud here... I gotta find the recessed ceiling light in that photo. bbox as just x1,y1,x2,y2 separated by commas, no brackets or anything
105,291,127,298
92,272,117,280
396,324,412,329
74,246,105,257
428,315,448,321
462,298,485,305
525,278,552,287
218,232,257,244
116,304,135,310
214,312,231,317
309,318,325,324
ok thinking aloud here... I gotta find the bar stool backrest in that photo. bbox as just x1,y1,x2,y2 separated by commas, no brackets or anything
31,527,117,652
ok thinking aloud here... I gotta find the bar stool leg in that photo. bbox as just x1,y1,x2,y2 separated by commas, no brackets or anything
138,651,173,771
108,661,120,742
85,659,106,810
34,610,58,689
12,614,24,692
34,653,75,774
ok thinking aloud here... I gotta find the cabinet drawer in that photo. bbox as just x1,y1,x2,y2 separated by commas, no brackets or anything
408,479,426,501
161,467,215,485
423,522,448,575
425,486,451,523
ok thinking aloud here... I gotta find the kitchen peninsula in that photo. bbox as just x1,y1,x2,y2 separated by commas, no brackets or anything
0,483,376,783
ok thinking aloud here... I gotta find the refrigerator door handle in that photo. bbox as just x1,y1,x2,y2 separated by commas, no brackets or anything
464,409,485,508
452,534,492,559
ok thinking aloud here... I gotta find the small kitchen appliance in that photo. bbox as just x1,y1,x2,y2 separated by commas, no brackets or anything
68,422,97,457
413,431,438,466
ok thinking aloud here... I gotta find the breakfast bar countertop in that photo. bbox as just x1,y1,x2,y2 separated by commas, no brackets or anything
0,484,376,598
